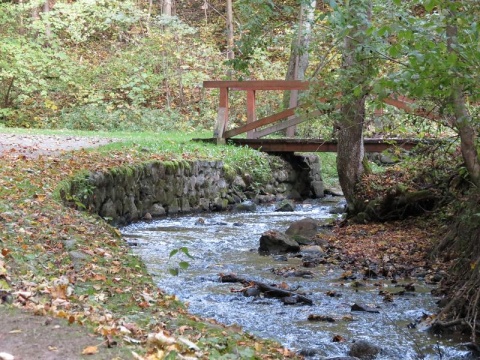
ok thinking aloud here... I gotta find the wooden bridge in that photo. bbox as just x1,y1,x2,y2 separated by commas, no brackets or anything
194,80,437,153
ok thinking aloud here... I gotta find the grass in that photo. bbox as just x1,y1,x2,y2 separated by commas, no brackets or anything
1,126,341,193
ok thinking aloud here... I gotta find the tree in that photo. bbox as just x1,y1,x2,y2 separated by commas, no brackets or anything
445,4,480,187
284,0,316,137
386,0,480,187
331,0,373,207
226,0,234,61
162,0,174,16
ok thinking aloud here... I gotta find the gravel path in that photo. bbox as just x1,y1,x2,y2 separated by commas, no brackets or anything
0,133,116,158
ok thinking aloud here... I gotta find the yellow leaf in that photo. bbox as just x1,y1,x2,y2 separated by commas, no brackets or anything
81,346,98,355
33,193,46,202
57,310,68,319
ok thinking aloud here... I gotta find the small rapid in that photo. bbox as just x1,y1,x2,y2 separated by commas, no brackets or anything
121,199,468,359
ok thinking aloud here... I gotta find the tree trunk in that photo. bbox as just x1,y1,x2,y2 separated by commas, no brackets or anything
162,0,173,16
337,96,366,205
43,0,51,44
226,0,234,61
284,1,316,84
446,18,480,188
18,0,25,35
284,0,316,137
336,0,371,207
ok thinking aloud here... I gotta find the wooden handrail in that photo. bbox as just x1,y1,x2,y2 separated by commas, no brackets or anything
204,80,444,142
224,108,295,138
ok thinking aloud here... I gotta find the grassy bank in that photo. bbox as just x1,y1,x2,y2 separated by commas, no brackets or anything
0,129,311,359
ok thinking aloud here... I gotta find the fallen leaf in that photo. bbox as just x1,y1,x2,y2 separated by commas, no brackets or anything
81,346,98,355
147,330,177,346
33,193,46,201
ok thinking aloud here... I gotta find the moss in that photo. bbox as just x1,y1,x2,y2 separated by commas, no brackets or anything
222,164,237,182
110,165,136,177
179,160,191,171
163,161,176,174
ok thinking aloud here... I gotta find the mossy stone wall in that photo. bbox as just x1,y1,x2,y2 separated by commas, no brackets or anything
63,154,323,225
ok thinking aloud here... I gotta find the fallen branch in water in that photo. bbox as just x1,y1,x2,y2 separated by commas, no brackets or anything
219,273,313,305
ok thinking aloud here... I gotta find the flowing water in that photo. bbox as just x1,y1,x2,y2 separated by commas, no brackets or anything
121,200,469,359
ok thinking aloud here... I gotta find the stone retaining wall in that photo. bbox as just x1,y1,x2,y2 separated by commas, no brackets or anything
62,154,323,225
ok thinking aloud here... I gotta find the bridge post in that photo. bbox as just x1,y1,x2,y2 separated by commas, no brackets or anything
213,87,229,142
246,90,256,139
286,89,299,137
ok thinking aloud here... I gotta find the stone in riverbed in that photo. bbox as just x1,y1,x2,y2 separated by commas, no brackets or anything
351,303,380,313
243,287,261,297
274,199,296,212
347,340,381,360
285,217,319,245
149,203,166,217
234,200,257,212
258,230,300,255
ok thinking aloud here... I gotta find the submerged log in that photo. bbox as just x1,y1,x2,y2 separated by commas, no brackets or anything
219,273,313,305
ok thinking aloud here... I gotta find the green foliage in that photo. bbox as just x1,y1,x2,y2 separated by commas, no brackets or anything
168,246,194,276
231,0,295,74
52,105,190,132
0,38,75,126
222,144,273,185
375,1,479,103
32,0,143,44
317,152,339,189
0,1,227,130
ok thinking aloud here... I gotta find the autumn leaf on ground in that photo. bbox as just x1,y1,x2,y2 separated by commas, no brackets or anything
81,345,98,355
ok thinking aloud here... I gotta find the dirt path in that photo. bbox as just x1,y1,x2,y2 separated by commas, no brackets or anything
0,133,116,158
0,306,130,360
0,133,124,360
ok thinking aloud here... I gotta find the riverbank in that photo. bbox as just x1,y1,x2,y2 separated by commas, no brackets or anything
0,132,450,359
0,134,300,359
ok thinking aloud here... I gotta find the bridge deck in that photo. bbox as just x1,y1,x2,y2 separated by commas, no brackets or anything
193,138,427,153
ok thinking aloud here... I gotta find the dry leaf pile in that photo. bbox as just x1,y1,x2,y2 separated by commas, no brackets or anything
323,217,451,281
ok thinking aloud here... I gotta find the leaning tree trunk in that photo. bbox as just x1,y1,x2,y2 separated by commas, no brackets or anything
430,6,480,344
447,22,480,188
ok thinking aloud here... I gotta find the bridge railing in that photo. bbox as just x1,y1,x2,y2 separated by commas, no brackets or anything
203,80,309,142
204,80,442,144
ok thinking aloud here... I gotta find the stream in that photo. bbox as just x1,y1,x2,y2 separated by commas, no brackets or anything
121,199,468,359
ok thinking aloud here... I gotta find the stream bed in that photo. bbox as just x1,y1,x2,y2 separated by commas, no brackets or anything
121,200,468,359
